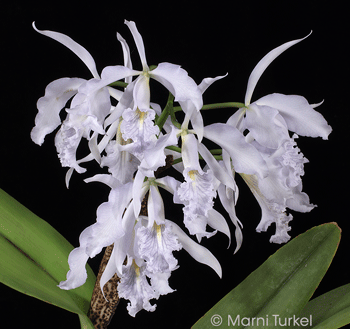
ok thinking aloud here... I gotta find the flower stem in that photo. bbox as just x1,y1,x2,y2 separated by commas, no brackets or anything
108,81,128,88
173,102,245,112
166,145,181,153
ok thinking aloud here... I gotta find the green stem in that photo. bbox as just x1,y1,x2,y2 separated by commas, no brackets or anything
173,102,246,113
166,145,181,153
172,157,183,165
155,93,174,131
108,81,128,88
210,149,222,155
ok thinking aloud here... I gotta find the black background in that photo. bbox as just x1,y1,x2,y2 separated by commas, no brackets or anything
2,1,349,328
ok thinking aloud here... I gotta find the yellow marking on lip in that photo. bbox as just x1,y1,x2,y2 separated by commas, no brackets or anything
156,224,162,245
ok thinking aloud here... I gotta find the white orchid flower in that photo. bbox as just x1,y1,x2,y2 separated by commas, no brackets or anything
31,23,120,174
101,20,203,111
93,20,202,158
177,133,217,240
225,34,331,243
58,169,222,316
240,131,316,243
164,74,243,244
117,216,222,317
58,176,134,290
235,32,332,148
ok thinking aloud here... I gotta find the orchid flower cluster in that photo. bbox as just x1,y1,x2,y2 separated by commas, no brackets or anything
32,20,332,317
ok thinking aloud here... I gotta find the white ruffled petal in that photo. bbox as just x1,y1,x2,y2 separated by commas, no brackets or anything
245,103,288,148
31,77,85,145
149,272,175,297
118,258,157,317
101,141,139,184
86,181,133,257
136,220,181,273
286,182,316,213
121,106,159,157
255,93,332,139
54,120,87,173
58,246,89,290
241,173,293,244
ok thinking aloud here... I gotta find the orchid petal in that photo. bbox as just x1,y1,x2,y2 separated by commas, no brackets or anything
133,170,148,218
33,22,99,79
107,86,124,101
203,123,268,178
104,80,137,128
100,65,140,88
133,75,151,111
85,183,133,258
118,259,157,317
155,176,182,203
31,77,85,145
168,220,222,278
88,132,101,164
58,246,89,290
198,74,228,94
197,142,237,191
286,182,316,213
191,110,204,142
255,93,332,139
245,32,312,105
76,79,112,121
141,127,178,172
245,103,288,148
99,202,137,296
124,20,148,70
151,63,203,111
181,133,200,170
136,220,180,274
102,142,139,184
111,202,137,278
116,32,133,84
99,245,119,301
84,173,120,189
206,209,231,245
217,184,243,253
147,185,166,227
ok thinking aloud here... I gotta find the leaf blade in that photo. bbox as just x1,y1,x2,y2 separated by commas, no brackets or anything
0,188,96,316
192,223,341,329
298,283,350,329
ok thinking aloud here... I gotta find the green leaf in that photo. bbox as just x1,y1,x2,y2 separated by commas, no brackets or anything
298,283,350,329
192,223,341,329
0,188,96,327
78,313,95,329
